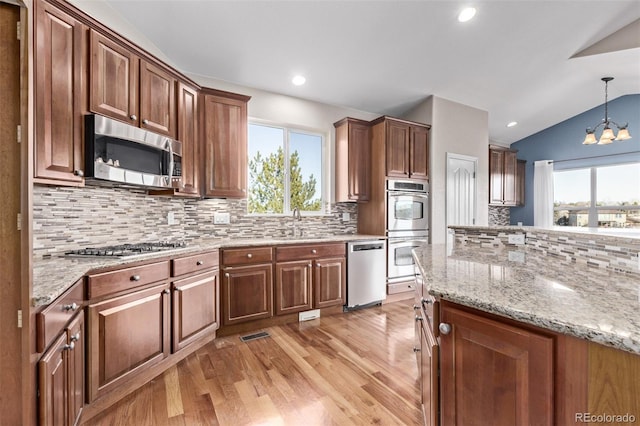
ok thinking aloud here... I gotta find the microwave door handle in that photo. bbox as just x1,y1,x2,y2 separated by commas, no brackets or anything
167,139,174,183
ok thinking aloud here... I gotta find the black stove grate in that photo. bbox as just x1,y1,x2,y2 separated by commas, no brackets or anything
65,241,187,257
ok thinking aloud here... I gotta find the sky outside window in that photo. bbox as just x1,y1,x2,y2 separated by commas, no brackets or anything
554,168,591,207
596,163,640,206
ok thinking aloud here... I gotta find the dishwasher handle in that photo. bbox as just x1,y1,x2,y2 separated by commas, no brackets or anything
350,242,385,252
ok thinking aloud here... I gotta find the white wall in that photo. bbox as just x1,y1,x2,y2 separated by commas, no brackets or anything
404,96,489,244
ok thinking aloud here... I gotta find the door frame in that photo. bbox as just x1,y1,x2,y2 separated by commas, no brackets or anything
445,152,477,229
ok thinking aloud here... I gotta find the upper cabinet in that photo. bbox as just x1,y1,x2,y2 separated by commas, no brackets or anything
175,82,200,196
334,118,371,202
372,116,430,180
516,159,526,207
202,89,251,199
489,145,518,206
89,30,176,138
34,0,87,185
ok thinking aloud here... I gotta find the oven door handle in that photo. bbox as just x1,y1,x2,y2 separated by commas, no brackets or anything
388,239,428,246
388,191,429,199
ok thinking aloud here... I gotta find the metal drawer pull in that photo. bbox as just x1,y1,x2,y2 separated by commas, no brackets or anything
225,273,230,278
247,253,253,259
73,169,84,177
130,114,137,121
131,275,141,281
421,298,432,305
62,302,78,312
413,347,421,353
174,287,183,292
415,315,423,322
70,333,81,342
311,249,317,254
142,119,149,124
413,304,420,310
162,289,170,295
63,342,75,351
196,260,204,265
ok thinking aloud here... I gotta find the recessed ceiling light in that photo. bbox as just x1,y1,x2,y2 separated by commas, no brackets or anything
458,7,476,23
292,75,306,86
506,121,518,128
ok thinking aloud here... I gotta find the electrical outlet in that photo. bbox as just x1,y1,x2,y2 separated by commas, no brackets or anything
342,212,350,222
167,212,175,225
508,234,525,245
508,251,525,263
213,212,230,224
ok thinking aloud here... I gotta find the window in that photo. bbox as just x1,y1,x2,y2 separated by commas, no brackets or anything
553,163,640,228
247,122,324,214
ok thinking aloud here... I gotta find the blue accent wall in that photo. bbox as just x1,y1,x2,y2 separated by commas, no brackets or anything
510,94,640,225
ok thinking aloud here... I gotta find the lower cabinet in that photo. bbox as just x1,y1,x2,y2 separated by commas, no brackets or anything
313,257,346,309
86,283,170,402
38,311,84,426
439,302,554,426
222,263,273,326
275,260,312,315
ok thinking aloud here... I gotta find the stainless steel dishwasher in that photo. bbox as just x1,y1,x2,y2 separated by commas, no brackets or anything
346,240,387,310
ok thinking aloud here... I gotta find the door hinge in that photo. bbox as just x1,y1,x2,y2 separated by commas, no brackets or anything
16,22,21,40
17,310,22,328
17,125,21,143
17,213,22,231
472,218,476,225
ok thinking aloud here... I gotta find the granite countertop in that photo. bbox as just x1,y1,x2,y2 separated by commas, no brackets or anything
450,224,640,240
32,234,383,307
414,243,640,355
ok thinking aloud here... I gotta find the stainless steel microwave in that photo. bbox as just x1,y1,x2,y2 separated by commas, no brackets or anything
84,114,182,189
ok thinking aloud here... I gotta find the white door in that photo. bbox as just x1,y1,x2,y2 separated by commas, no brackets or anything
446,153,477,227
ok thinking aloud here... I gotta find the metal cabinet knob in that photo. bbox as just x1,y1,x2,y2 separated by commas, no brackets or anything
196,260,204,265
413,347,421,353
70,332,81,342
247,253,253,259
162,289,170,295
308,263,312,268
415,315,423,322
62,302,78,312
131,275,141,281
142,119,149,124
63,341,75,351
311,249,317,254
421,298,432,305
174,286,183,292
413,304,420,310
225,273,230,278
73,169,84,177
130,114,137,121
439,323,452,335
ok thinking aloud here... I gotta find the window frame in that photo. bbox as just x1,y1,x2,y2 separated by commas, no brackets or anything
247,119,329,216
553,161,640,228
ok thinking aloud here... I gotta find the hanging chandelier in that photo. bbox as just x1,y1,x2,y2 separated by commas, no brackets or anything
582,77,632,145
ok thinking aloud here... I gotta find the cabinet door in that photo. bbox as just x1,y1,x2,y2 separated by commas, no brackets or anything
203,93,248,198
275,260,312,315
139,60,176,137
440,304,554,426
516,160,526,206
87,284,170,402
34,0,85,184
66,312,84,426
502,150,517,206
313,257,346,309
89,30,139,125
172,270,219,352
489,148,505,205
176,82,200,195
38,333,68,426
410,125,429,179
421,319,439,426
385,120,410,178
222,264,272,325
348,121,371,201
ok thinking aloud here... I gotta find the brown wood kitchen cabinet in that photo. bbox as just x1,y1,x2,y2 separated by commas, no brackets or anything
37,289,85,426
174,82,201,196
276,243,346,311
86,261,171,402
90,30,176,138
371,116,430,180
34,0,87,185
489,145,518,206
334,117,371,202
439,301,554,425
202,88,251,198
221,247,273,325
171,251,220,351
516,159,526,206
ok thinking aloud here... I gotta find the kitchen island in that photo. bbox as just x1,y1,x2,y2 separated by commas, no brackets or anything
413,226,639,425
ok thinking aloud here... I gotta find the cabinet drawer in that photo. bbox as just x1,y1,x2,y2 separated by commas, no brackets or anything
387,281,415,295
222,247,273,266
172,250,219,277
87,261,170,299
276,243,346,262
36,278,84,353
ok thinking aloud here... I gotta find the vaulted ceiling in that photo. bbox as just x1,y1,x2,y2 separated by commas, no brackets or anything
74,1,640,145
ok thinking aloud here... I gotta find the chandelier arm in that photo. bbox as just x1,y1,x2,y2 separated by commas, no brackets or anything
607,119,626,130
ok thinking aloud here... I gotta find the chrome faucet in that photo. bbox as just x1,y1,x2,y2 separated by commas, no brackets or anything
292,207,302,237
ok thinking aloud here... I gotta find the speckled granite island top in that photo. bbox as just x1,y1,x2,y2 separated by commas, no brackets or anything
414,244,640,355
32,234,382,307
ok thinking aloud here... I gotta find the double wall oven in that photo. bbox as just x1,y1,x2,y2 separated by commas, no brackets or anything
386,179,429,283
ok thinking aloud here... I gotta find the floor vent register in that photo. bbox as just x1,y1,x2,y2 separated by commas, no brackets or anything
239,331,271,342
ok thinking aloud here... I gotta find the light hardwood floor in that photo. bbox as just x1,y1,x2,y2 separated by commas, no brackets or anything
84,299,422,426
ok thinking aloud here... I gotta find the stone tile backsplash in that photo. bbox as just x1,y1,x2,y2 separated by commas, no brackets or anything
452,226,640,275
488,206,510,226
33,183,358,258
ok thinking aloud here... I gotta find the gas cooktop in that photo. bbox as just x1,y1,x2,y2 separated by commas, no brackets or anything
65,241,187,258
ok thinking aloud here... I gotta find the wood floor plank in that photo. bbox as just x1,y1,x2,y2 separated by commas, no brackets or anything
82,300,421,425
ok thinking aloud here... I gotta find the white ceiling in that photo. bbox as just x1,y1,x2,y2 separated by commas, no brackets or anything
85,1,640,145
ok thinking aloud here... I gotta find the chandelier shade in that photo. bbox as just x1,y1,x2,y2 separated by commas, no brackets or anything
582,77,632,145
